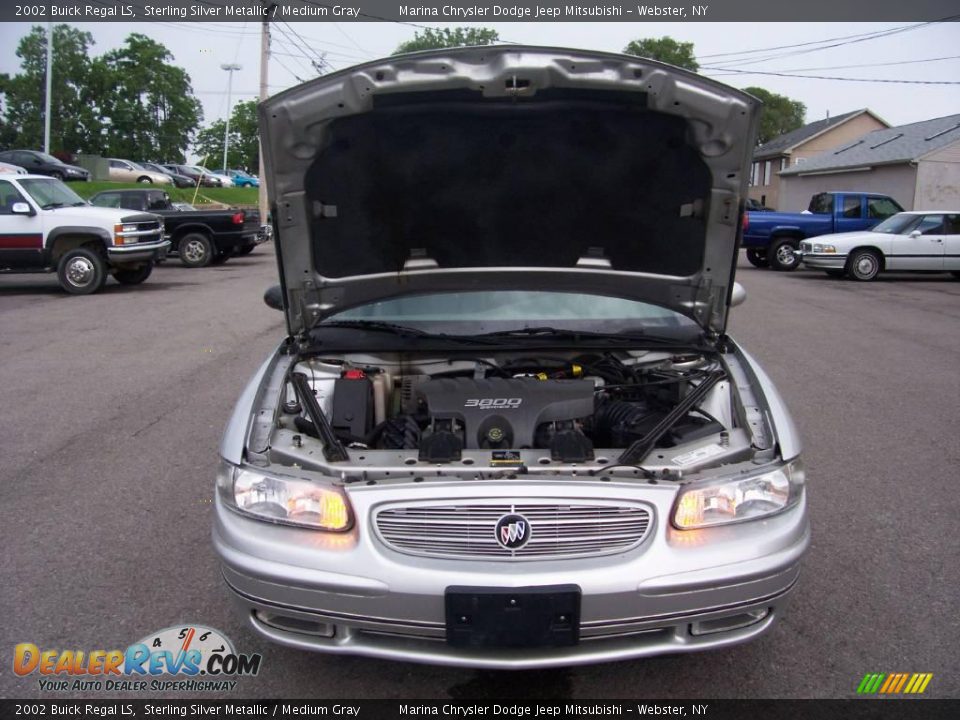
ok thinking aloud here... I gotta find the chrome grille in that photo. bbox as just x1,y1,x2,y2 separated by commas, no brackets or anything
374,502,653,560
118,219,163,244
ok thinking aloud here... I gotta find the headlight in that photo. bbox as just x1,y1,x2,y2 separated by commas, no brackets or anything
812,244,836,253
672,459,805,529
217,460,352,531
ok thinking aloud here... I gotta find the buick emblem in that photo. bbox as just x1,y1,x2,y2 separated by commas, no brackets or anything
495,514,531,550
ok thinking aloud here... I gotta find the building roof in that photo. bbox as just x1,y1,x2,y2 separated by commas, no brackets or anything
752,109,880,160
780,113,960,176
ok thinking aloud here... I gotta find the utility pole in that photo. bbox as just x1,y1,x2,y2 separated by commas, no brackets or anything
221,63,242,174
258,4,275,225
43,22,52,153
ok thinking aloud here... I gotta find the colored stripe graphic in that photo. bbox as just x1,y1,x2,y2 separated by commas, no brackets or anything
0,233,43,249
858,672,933,694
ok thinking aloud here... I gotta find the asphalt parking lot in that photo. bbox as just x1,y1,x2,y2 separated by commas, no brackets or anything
1,251,958,700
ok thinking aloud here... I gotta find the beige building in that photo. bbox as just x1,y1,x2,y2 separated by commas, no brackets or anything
748,109,888,210
778,114,960,212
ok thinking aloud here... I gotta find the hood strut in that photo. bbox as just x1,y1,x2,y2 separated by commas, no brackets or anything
618,369,726,465
290,372,349,462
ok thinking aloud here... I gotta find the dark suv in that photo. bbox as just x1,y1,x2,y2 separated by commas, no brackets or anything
0,150,90,181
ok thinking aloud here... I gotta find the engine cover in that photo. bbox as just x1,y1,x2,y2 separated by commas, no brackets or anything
416,377,594,449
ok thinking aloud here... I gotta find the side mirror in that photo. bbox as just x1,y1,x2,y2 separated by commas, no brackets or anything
908,230,921,238
730,282,747,308
263,284,285,311
11,202,34,216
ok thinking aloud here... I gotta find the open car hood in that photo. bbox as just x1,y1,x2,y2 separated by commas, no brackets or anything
260,46,760,338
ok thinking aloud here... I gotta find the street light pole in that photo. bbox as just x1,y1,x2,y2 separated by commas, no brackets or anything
258,4,275,226
43,22,52,154
221,63,242,175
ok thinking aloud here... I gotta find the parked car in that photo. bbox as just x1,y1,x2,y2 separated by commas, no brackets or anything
162,164,220,188
88,188,262,267
0,175,168,293
742,191,903,271
204,169,234,188
0,161,27,175
178,165,230,187
212,47,810,669
228,169,260,188
107,159,172,185
798,211,960,280
0,150,90,182
140,162,194,188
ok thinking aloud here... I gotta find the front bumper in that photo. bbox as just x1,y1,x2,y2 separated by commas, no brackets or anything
107,238,170,263
213,481,810,668
797,251,848,270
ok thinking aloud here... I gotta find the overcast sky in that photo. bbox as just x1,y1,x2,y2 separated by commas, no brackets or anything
1,20,958,136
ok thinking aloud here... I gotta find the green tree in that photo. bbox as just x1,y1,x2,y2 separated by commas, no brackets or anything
94,33,202,161
744,86,806,145
0,25,100,154
194,100,260,173
623,37,699,71
393,27,499,55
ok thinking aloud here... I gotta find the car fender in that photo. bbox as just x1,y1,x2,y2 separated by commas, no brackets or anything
171,222,215,239
220,344,292,464
728,341,802,461
768,225,805,238
46,225,111,248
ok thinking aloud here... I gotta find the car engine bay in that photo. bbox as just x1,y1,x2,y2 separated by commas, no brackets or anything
259,349,763,479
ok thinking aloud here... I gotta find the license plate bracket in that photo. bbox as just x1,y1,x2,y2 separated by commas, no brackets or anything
445,585,581,648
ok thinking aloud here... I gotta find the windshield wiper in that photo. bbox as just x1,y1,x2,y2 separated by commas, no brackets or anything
476,326,702,347
41,202,66,210
317,320,432,337
314,320,509,345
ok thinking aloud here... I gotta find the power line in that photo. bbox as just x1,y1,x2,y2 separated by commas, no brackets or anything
749,54,960,73
331,22,370,56
272,36,318,78
702,66,960,85
282,21,333,72
272,53,305,84
704,17,959,69
696,22,933,60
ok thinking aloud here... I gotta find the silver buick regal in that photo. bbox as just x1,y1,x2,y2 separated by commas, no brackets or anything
213,46,810,669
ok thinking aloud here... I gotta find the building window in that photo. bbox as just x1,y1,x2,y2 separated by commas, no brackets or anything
781,157,789,170
764,161,772,186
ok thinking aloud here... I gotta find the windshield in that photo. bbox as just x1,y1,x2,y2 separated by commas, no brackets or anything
871,213,922,235
19,178,86,208
326,291,701,338
36,152,64,165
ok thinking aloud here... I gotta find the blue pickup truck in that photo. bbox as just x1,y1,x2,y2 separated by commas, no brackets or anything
742,191,904,270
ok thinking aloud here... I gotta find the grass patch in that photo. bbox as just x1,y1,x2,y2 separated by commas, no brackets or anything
70,181,259,206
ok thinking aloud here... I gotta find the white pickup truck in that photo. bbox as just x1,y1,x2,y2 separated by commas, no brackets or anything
0,174,170,294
